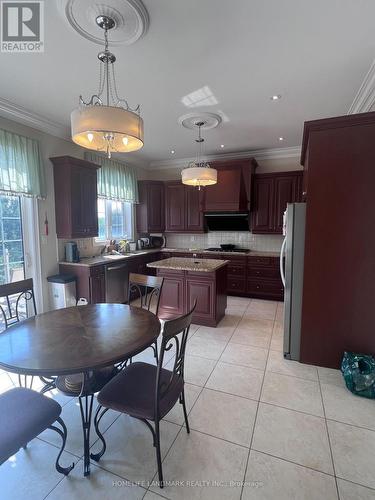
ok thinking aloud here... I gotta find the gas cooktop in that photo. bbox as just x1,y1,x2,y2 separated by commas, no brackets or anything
205,248,250,253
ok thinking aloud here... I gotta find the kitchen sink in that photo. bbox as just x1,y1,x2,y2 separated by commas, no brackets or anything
102,254,126,260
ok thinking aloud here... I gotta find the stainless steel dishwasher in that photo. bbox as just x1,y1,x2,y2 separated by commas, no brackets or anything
105,262,129,303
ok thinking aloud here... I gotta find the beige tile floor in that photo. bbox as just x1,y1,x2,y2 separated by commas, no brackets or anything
1,298,375,499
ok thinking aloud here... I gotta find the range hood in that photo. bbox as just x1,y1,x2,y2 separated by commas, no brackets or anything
204,212,249,231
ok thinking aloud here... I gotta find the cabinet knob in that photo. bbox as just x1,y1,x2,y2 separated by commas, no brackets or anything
303,191,307,196
256,285,260,289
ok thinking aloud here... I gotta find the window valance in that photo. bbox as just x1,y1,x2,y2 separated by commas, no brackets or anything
84,152,139,204
0,128,46,199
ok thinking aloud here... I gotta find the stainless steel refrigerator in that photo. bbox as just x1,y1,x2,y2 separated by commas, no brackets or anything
280,203,306,361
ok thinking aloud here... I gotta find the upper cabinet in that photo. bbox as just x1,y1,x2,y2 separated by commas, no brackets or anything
204,159,257,212
251,171,303,234
136,181,165,233
165,182,205,233
51,156,100,239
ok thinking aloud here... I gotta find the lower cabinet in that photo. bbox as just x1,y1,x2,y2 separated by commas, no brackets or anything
59,252,162,305
163,252,284,301
89,266,106,303
157,270,186,318
156,267,227,326
59,263,106,304
186,274,214,324
247,256,284,300
226,257,247,294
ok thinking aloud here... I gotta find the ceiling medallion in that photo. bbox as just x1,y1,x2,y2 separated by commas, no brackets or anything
178,112,222,130
56,0,149,46
181,122,217,189
71,15,144,158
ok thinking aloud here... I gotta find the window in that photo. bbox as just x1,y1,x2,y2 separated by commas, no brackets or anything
0,195,25,284
96,199,133,241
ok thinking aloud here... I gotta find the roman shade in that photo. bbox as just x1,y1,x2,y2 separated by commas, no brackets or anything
0,128,46,199
84,152,139,203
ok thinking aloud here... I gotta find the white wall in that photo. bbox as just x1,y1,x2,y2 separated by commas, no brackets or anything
0,116,148,311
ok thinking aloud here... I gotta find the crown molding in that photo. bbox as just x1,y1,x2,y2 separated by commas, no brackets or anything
348,58,375,114
0,97,69,139
147,146,301,170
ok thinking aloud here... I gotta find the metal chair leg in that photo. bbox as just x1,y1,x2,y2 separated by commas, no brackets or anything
48,417,74,475
180,389,190,433
17,374,34,388
90,405,109,462
78,394,94,476
152,340,159,364
154,419,164,488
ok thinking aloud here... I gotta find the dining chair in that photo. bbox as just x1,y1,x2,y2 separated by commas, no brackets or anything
128,273,164,363
0,278,36,330
0,387,74,475
92,304,196,488
0,278,41,388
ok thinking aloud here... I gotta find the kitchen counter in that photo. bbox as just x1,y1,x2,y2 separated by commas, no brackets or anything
150,258,228,327
58,249,161,267
58,248,280,268
161,248,280,258
147,257,229,272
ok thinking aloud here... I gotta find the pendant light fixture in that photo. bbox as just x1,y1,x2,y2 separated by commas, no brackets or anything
71,15,144,158
181,122,217,189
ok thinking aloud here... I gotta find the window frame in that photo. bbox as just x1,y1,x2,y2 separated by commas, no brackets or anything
95,199,134,243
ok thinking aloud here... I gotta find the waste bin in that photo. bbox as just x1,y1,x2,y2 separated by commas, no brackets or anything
47,274,77,310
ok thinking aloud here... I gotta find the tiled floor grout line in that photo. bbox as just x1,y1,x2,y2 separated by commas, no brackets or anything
239,306,276,500
36,435,83,459
324,416,375,434
248,448,338,480
317,369,340,500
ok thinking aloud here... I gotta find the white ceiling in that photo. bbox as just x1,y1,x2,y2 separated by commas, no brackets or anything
1,0,375,167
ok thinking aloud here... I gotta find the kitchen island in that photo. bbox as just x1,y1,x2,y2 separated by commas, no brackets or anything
147,257,228,326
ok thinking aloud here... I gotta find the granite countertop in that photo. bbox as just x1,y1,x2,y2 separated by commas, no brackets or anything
59,247,280,268
161,248,280,258
147,257,229,272
59,249,161,267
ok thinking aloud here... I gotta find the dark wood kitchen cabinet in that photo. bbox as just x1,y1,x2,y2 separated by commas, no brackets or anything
51,156,100,239
251,171,303,234
59,263,106,304
136,181,165,233
204,159,257,212
89,266,106,303
247,256,283,300
165,182,205,233
300,112,375,368
157,270,185,318
155,266,227,326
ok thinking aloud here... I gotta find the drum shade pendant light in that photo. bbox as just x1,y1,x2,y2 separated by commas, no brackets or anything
181,122,217,189
71,15,144,158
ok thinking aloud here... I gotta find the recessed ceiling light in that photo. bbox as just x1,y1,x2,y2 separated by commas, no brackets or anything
171,150,175,154
220,144,225,148
271,95,281,100
279,137,284,141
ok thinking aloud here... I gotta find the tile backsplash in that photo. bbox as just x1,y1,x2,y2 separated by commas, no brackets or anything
165,232,283,252
58,238,104,261
57,232,283,262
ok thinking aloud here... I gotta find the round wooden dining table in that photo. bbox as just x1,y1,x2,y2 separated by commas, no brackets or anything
0,303,161,475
